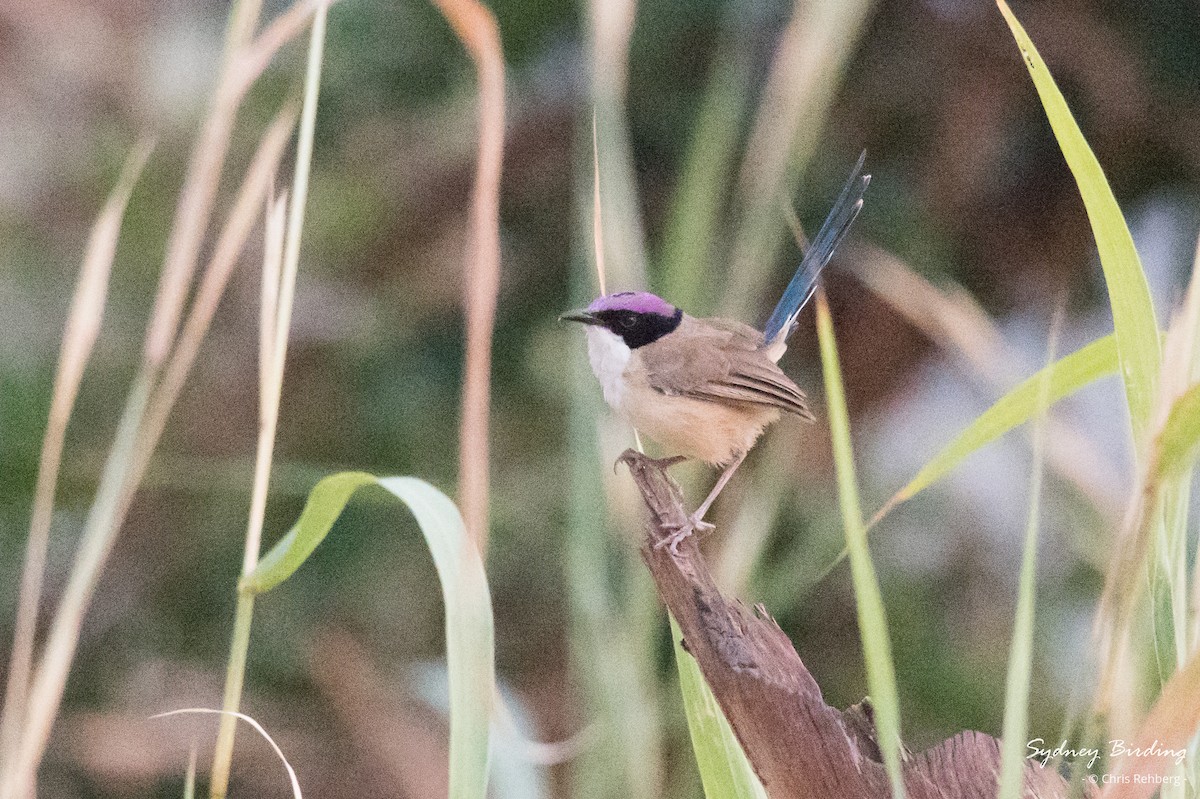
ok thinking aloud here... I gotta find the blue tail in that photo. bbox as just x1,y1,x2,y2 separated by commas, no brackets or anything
762,151,870,346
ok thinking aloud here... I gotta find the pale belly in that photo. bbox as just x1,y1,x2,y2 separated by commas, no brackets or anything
621,386,779,466
584,325,779,465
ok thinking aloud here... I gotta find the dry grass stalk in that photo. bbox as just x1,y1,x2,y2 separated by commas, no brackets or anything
142,0,265,368
136,107,298,481
1,0,316,785
592,112,608,295
143,0,330,370
6,106,297,799
431,0,506,553
206,186,292,799
0,139,153,783
585,0,646,291
249,191,290,577
211,4,329,792
231,0,333,99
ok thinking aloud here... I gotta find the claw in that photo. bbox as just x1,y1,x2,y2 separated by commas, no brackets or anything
648,454,687,471
615,451,687,475
655,513,716,555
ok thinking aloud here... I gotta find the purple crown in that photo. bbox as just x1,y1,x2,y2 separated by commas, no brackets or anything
587,291,676,317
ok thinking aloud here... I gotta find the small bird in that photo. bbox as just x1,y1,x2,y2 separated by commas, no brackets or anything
563,153,869,553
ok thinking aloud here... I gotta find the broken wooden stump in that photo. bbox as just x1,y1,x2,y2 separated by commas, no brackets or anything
618,449,1086,799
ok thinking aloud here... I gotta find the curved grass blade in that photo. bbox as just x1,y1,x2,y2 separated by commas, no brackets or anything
155,709,302,799
877,333,1121,522
240,472,375,593
815,289,905,799
997,0,1161,445
670,616,767,799
241,473,494,799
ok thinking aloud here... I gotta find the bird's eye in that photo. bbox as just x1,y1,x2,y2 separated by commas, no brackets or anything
620,314,637,329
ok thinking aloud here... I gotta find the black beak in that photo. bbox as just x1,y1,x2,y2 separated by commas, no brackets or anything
559,309,602,326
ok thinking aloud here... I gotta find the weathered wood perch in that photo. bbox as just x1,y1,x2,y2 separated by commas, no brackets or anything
619,449,1089,799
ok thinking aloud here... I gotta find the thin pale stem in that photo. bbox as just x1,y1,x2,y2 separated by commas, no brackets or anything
591,112,607,295
208,189,287,799
136,107,297,483
143,0,264,367
430,0,506,554
0,139,151,783
586,0,646,291
209,594,257,799
5,372,153,795
184,744,198,799
244,192,288,573
997,305,1061,799
210,6,327,794
1,72,296,799
259,189,284,416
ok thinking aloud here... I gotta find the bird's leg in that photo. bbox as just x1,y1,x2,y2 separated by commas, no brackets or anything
656,451,748,555
692,451,746,524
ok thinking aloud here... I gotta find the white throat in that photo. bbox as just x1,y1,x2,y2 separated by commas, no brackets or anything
584,326,631,410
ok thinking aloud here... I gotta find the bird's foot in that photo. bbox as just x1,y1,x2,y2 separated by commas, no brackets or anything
655,513,716,555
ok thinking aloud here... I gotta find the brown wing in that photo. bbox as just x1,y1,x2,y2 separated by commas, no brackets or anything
639,315,815,420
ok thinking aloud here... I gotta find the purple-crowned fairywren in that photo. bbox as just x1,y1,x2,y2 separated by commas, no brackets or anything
563,153,869,553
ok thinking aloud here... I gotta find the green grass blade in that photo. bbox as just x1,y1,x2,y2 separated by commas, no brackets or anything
377,476,494,799
997,319,1058,799
1155,383,1200,479
815,290,905,799
883,333,1120,515
670,616,767,799
240,472,376,593
997,0,1161,444
242,472,494,799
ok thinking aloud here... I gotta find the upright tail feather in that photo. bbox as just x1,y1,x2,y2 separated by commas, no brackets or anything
762,151,870,352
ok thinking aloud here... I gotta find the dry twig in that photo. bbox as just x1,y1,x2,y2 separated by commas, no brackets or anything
619,450,1084,799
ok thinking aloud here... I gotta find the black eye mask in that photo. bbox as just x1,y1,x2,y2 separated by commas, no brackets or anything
594,307,683,349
